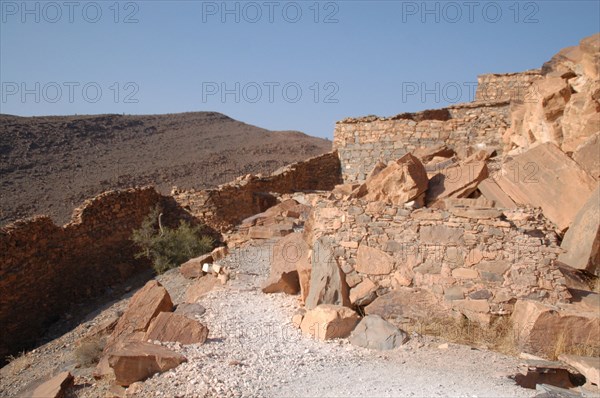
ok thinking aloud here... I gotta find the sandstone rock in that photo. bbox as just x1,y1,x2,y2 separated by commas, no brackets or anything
573,133,600,180
496,143,597,230
426,156,488,205
511,300,600,359
365,288,448,323
109,281,174,345
108,341,187,386
300,304,359,340
297,249,312,303
477,178,517,209
558,187,600,275
353,153,429,206
210,246,228,261
184,275,220,303
262,232,305,295
180,253,213,279
349,278,377,306
332,183,361,199
292,310,305,328
419,225,463,245
349,315,408,350
558,354,600,386
413,144,455,163
31,371,74,398
248,224,294,239
305,237,350,309
144,312,208,345
355,244,394,275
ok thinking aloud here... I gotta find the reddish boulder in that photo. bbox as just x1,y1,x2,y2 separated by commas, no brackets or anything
144,312,209,345
31,372,74,398
262,232,306,294
108,342,187,386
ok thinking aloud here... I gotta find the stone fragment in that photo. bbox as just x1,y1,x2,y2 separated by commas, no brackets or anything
495,143,596,230
108,281,174,345
184,275,219,303
558,355,600,386
356,244,394,275
180,253,213,279
349,278,377,306
573,133,600,180
426,154,488,205
558,187,600,275
31,371,74,398
262,232,305,294
305,237,350,309
477,178,517,209
511,300,600,359
300,304,360,340
413,144,455,163
248,224,294,239
349,315,408,350
419,225,463,245
174,303,206,318
353,153,429,206
144,312,208,345
108,342,187,386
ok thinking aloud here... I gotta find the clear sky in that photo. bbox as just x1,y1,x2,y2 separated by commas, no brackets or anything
1,0,599,138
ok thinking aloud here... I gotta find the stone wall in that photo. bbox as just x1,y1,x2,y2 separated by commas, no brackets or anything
0,187,175,363
334,101,510,183
305,197,570,324
173,152,342,232
475,70,543,102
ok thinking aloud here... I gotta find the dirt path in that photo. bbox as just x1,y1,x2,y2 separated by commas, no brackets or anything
1,240,537,398
137,241,536,398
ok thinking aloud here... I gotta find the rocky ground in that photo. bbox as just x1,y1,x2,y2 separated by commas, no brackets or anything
0,240,543,398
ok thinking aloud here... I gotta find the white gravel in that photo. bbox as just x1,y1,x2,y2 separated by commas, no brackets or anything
136,241,537,398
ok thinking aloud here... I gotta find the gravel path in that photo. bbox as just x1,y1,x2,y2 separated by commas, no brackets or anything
136,240,536,398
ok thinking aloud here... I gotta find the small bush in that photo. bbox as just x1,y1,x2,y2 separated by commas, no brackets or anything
132,206,214,274
74,337,104,367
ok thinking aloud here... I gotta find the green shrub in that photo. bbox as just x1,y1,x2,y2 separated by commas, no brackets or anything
132,206,214,274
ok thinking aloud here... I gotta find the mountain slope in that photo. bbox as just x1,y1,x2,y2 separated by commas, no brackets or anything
0,112,332,226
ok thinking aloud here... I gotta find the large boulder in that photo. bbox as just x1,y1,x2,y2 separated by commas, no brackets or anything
511,300,600,359
108,342,187,386
426,153,488,205
352,153,428,206
108,281,174,344
248,224,294,239
558,187,600,275
30,372,74,398
184,275,220,303
349,315,408,350
144,312,209,345
95,281,173,379
355,245,394,275
573,133,600,180
558,354,600,386
495,143,597,230
305,237,350,309
180,253,213,279
262,232,306,295
300,304,360,340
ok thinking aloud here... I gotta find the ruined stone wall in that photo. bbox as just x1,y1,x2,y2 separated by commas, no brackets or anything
0,187,168,362
306,197,570,324
174,152,342,231
334,102,510,183
475,70,543,102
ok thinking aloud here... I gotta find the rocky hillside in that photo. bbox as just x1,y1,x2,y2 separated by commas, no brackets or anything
0,112,331,226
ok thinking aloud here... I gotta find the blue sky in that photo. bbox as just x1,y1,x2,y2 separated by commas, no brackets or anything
1,1,599,138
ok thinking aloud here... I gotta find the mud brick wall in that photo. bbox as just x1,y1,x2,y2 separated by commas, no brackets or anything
174,152,342,232
475,70,543,102
306,198,570,323
0,187,170,362
334,101,510,183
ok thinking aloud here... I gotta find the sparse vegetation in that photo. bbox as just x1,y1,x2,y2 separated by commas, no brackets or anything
74,337,105,368
132,206,214,274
